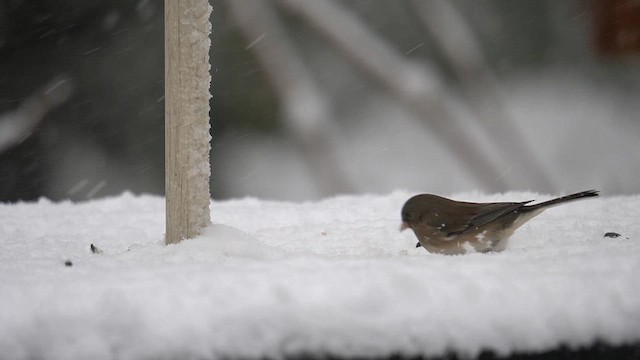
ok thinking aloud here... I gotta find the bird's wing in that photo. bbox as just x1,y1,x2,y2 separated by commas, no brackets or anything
446,201,532,236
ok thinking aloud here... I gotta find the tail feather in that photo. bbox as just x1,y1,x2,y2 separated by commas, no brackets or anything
524,190,599,211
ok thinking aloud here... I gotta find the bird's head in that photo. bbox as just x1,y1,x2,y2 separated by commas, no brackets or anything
400,195,424,231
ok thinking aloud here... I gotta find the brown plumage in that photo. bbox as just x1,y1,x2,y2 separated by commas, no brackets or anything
401,190,599,255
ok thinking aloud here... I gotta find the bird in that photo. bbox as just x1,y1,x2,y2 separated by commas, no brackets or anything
400,190,599,255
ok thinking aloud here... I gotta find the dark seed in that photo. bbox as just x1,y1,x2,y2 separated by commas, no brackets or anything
64,260,73,267
415,242,422,248
604,232,621,238
90,244,103,254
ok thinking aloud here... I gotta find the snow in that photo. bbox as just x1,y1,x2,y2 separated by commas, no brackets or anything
1,191,639,359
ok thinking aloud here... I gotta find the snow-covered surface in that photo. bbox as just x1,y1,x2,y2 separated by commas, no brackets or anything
1,191,639,359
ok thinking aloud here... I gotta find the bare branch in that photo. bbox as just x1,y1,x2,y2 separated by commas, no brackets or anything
410,0,557,192
226,0,354,196
0,76,73,153
276,0,506,192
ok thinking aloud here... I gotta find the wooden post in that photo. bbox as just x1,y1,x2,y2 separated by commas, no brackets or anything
165,0,212,244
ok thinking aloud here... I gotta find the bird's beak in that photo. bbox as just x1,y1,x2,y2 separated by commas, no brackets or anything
400,222,409,231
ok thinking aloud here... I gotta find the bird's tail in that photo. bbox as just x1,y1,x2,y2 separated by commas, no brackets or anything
524,190,599,211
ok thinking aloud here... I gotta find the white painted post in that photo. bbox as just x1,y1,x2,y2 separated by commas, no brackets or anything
165,0,212,244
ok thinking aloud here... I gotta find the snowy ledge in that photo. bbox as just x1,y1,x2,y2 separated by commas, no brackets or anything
1,191,639,360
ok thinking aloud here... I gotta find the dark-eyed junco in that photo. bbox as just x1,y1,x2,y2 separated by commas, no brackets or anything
401,190,599,255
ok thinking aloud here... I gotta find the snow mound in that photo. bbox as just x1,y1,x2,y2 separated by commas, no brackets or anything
1,191,639,359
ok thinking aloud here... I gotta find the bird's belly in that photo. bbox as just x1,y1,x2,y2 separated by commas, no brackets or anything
419,230,509,255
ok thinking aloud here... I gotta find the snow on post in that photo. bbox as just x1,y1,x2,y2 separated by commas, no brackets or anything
165,0,212,244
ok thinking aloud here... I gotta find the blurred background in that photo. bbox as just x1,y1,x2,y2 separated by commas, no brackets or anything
1,0,640,202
